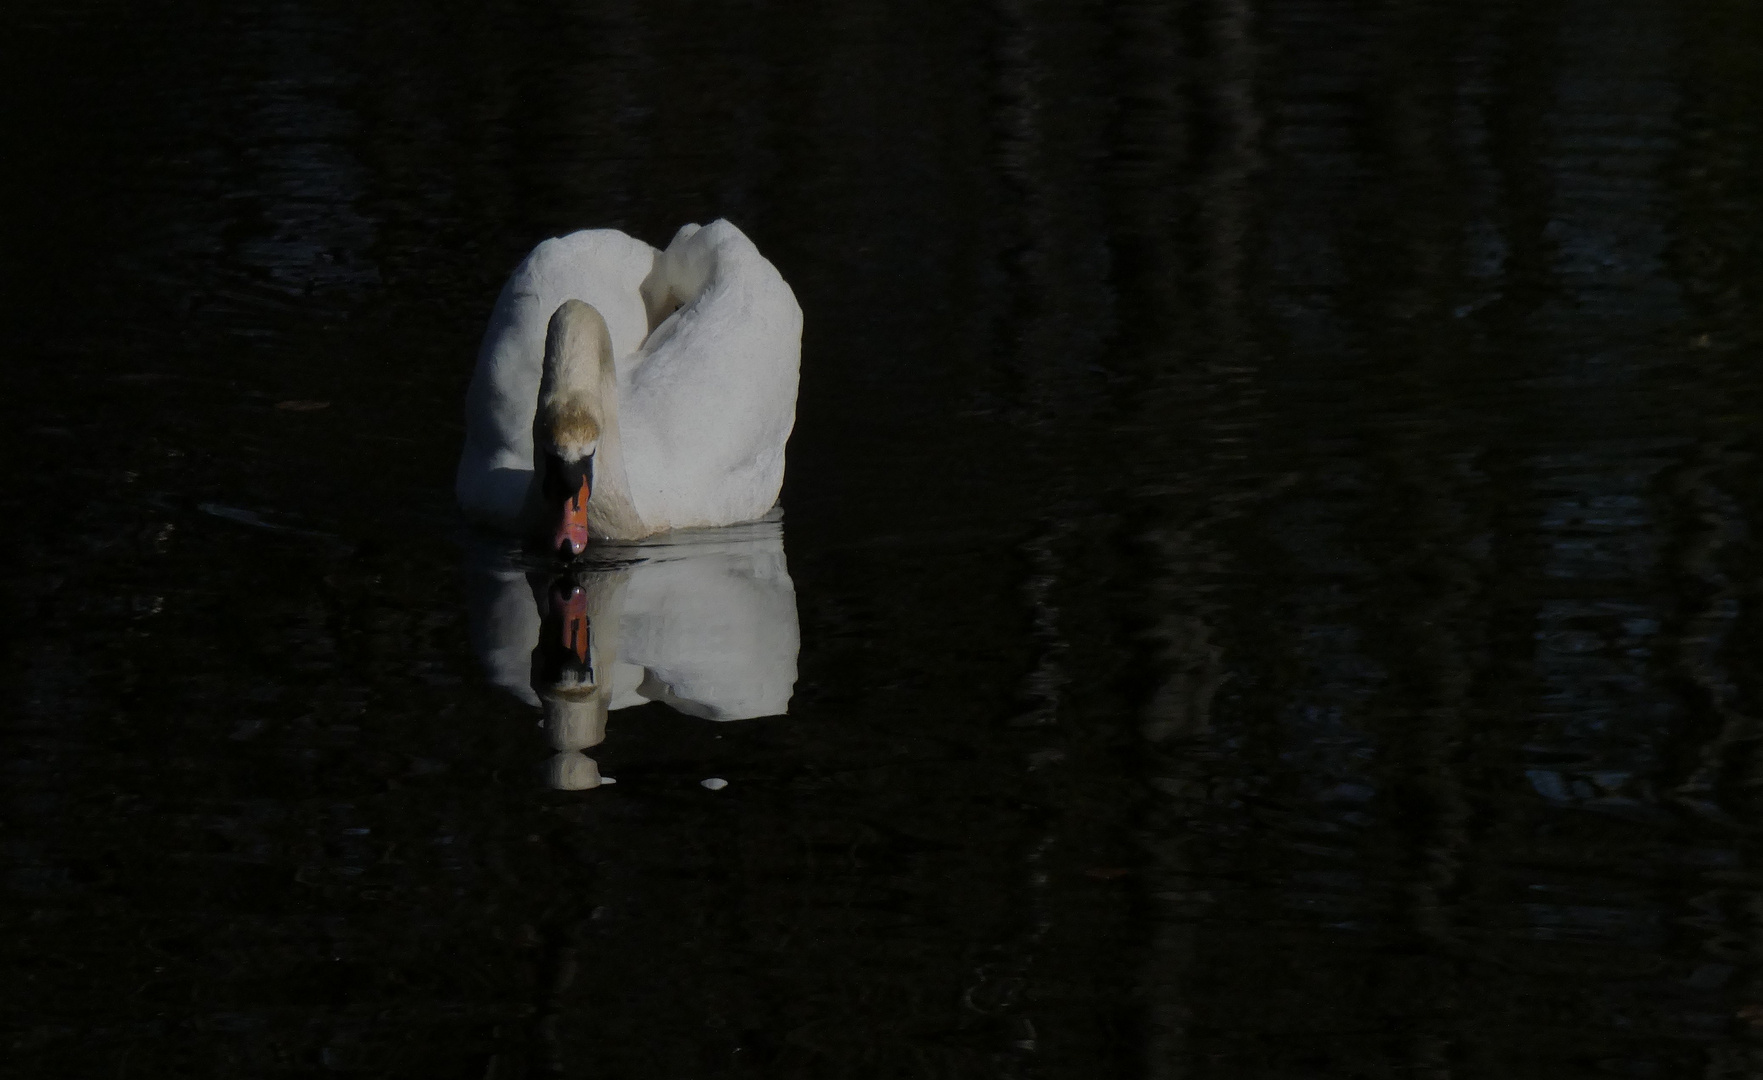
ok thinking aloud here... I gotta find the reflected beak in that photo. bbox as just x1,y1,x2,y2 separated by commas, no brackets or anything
554,582,591,665
552,475,590,559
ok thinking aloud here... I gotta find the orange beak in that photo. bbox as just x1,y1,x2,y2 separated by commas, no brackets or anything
552,475,590,558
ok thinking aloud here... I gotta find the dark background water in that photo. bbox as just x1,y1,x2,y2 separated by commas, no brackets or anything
7,0,1763,1076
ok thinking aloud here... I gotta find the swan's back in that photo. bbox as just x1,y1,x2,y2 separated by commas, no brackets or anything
619,221,803,530
458,229,658,530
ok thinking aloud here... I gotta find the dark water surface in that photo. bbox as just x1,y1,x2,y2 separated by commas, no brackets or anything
8,0,1763,1075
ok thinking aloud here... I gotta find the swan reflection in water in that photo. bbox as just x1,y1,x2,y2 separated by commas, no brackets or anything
465,513,799,789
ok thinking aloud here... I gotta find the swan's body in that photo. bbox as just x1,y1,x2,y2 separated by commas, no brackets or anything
457,220,801,543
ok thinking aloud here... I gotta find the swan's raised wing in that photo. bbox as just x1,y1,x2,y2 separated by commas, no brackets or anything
617,220,802,530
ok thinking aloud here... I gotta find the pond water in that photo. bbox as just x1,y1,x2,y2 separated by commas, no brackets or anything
7,0,1763,1076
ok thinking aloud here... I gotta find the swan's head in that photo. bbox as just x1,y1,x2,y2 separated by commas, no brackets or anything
538,300,613,559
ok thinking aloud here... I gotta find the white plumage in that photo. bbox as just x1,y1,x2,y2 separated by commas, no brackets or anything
463,518,800,789
457,219,802,540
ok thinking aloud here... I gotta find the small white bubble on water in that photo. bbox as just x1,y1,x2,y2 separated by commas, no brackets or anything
701,778,728,790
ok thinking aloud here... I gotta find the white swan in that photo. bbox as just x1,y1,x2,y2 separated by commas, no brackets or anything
457,220,801,549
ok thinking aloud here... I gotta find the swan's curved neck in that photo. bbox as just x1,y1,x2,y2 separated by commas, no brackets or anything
538,300,614,454
537,301,645,536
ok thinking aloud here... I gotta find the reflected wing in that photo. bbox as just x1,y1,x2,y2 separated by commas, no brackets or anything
614,526,800,720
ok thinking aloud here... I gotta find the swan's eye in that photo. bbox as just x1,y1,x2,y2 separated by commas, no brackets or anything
542,451,594,502
541,452,569,500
